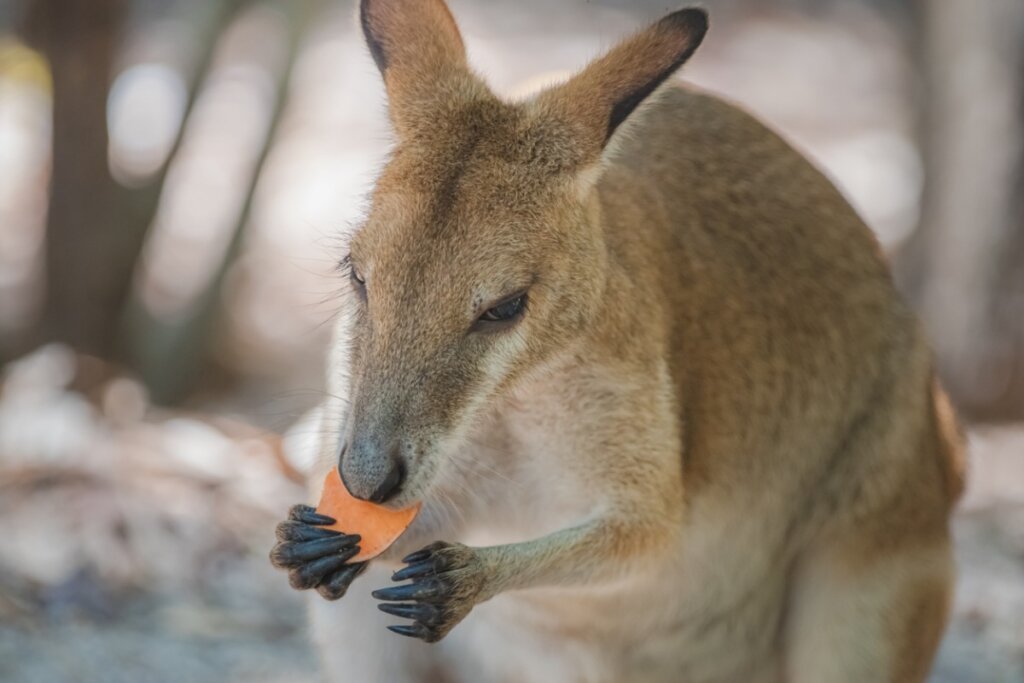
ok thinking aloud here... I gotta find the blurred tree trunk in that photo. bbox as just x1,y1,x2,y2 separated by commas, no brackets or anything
18,0,248,397
993,105,1024,417
895,0,1024,420
122,1,312,404
25,0,129,360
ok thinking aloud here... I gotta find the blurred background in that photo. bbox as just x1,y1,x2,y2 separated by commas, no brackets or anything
0,0,1022,681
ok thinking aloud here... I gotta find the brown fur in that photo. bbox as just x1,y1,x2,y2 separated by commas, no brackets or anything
280,2,965,681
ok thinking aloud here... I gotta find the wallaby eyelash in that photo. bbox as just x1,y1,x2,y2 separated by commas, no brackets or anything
337,254,353,278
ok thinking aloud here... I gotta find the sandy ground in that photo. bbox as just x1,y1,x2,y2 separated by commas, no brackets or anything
0,349,1022,683
2,443,1023,683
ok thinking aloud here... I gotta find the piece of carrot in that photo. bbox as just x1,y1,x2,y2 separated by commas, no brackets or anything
315,468,421,562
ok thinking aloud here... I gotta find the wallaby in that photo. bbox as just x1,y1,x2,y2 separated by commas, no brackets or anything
270,1,966,681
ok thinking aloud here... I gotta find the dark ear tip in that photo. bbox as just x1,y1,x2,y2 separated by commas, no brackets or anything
661,7,709,39
360,0,389,72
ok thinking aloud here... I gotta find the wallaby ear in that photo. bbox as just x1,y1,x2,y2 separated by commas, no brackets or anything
536,8,708,162
360,0,476,134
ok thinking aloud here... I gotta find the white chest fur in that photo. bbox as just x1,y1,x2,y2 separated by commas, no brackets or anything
418,395,788,683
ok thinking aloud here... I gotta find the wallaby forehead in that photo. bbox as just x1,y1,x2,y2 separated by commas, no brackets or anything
358,100,577,257
356,178,536,291
375,98,581,207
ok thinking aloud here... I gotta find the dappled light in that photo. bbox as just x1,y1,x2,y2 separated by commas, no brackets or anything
108,63,188,185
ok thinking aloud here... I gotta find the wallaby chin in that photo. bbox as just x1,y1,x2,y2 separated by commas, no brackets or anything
268,1,963,681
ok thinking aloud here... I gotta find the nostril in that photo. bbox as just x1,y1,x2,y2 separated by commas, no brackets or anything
369,457,405,504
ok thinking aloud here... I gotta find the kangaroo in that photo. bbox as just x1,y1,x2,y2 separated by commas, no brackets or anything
269,1,966,681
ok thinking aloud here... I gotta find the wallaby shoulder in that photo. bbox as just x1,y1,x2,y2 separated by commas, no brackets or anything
592,85,949,519
594,83,907,396
600,84,889,276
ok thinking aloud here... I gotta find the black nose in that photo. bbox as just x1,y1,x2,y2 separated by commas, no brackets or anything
338,440,407,504
368,456,405,504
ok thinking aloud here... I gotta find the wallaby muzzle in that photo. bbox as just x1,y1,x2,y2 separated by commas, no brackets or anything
339,433,407,504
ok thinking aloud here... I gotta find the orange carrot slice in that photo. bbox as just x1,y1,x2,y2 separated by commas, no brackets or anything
315,468,420,562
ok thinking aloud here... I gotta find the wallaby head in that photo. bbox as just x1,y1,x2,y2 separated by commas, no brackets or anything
335,0,707,507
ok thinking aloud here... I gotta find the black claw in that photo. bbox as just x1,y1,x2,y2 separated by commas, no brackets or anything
316,562,368,601
288,504,336,526
372,579,441,602
376,601,441,623
289,547,360,590
401,548,433,564
273,534,361,567
275,521,342,542
391,559,437,582
387,623,430,640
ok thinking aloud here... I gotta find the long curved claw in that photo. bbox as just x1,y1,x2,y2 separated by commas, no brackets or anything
373,541,484,643
288,546,360,590
316,562,368,601
270,504,367,599
271,533,361,569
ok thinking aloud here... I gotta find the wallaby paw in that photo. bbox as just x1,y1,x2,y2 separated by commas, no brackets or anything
372,541,486,643
270,504,367,599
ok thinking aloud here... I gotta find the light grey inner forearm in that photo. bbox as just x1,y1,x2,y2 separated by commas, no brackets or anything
476,517,637,599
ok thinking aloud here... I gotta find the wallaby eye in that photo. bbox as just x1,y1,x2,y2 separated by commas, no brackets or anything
475,292,527,330
347,259,368,302
341,254,366,291
351,268,365,287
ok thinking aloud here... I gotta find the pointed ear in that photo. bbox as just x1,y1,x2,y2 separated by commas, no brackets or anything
360,0,479,134
536,8,708,163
